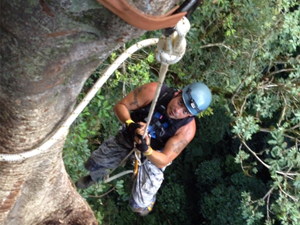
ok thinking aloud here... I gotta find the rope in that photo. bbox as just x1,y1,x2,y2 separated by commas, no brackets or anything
1,18,191,191
108,17,191,181
142,17,191,139
136,17,191,167
0,38,159,162
100,17,191,180
90,17,191,182
103,170,133,183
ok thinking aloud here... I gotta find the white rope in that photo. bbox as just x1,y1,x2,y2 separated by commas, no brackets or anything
93,17,191,180
0,16,190,164
142,17,191,138
133,17,190,168
103,170,133,183
103,17,191,171
0,38,159,162
134,148,142,165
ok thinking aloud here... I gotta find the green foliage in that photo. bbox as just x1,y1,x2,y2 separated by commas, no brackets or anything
195,158,223,186
108,47,158,92
240,192,265,225
232,115,260,140
63,0,300,224
197,106,214,118
196,105,233,146
157,181,188,224
113,53,154,88
196,161,267,225
252,92,282,119
188,1,300,223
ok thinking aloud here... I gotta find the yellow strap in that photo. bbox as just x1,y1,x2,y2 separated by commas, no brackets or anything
125,119,134,127
133,151,139,176
144,147,153,156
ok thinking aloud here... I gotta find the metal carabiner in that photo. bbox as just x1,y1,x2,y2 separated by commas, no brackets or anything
163,0,203,36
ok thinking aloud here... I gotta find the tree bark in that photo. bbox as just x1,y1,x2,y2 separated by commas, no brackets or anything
0,0,178,224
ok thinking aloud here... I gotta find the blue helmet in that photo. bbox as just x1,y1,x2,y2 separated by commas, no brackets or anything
182,82,212,116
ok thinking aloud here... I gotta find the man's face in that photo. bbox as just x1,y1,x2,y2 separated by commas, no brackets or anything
167,91,193,119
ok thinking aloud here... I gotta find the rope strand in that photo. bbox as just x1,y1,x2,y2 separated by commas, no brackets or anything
0,38,159,162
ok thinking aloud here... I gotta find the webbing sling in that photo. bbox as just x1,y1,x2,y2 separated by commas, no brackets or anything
96,0,186,31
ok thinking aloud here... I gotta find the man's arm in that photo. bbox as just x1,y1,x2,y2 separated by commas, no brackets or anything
136,119,196,168
113,82,158,124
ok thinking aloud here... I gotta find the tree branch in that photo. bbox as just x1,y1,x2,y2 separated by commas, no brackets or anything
268,68,296,77
278,184,299,202
262,187,275,201
278,92,287,126
259,128,299,142
266,188,272,221
88,186,116,199
240,137,271,169
240,137,298,177
231,75,252,104
200,42,237,54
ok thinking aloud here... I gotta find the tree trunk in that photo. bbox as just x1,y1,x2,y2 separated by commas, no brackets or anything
0,0,178,224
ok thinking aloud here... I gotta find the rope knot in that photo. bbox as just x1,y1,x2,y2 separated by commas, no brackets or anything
155,17,191,65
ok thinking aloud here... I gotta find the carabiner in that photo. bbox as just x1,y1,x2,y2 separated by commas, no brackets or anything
163,0,203,36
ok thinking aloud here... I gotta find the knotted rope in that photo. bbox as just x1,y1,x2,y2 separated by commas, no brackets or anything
105,17,192,179
143,16,191,138
132,17,191,172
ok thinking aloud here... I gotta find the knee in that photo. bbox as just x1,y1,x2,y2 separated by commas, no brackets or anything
84,157,102,171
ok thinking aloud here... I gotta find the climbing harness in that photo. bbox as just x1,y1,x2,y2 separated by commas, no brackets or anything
131,86,193,150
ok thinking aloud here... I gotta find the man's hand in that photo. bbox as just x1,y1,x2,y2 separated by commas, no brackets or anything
134,122,151,153
135,134,149,152
125,119,141,137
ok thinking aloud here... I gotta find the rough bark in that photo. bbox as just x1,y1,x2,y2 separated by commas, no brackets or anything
0,0,178,224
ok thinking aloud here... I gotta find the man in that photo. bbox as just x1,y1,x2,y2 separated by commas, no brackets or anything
75,81,212,216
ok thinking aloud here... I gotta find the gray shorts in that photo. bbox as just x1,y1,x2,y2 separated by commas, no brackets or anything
86,130,165,209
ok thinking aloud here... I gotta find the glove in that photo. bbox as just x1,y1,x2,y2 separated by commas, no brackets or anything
125,119,141,138
135,134,149,153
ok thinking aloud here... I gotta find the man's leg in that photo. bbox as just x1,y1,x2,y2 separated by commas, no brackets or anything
129,160,165,216
76,131,131,189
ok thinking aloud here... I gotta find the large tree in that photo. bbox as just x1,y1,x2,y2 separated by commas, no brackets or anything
0,0,179,224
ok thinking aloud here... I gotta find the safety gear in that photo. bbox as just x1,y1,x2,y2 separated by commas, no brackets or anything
125,119,141,138
75,175,95,189
182,82,212,115
163,0,203,36
135,134,149,153
143,147,153,156
96,0,186,31
130,85,194,150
